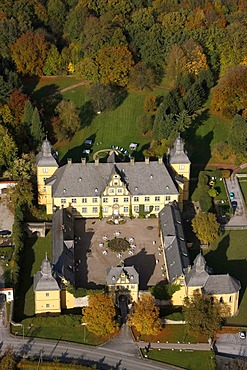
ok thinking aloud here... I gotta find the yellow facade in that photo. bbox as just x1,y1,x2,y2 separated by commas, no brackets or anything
170,162,191,202
35,290,61,314
107,269,139,303
37,165,58,205
61,288,75,309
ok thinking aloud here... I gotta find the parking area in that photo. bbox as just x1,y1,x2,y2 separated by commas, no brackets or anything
0,197,14,246
225,177,247,227
74,218,166,290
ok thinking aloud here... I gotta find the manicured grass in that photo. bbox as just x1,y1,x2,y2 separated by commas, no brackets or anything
132,325,208,343
18,360,92,369
14,232,52,321
204,230,247,326
145,349,216,370
239,179,247,203
23,76,81,97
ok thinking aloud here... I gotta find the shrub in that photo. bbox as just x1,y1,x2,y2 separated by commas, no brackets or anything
221,169,231,179
108,238,130,252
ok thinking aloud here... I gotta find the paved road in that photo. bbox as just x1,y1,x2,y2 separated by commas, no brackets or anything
225,177,247,227
0,326,179,370
215,333,247,358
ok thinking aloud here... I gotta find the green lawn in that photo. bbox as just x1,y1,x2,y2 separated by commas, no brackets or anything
14,232,52,321
239,179,247,203
145,349,216,370
204,230,247,326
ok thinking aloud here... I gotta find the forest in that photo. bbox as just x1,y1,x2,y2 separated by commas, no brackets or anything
0,0,247,175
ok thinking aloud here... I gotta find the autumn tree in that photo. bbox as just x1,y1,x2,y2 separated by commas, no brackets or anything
43,45,63,76
0,125,17,169
9,178,34,210
192,212,219,246
229,115,247,154
210,65,247,118
97,45,134,86
82,293,118,336
10,31,49,76
55,100,80,139
144,96,157,115
4,153,36,181
183,291,230,339
212,142,234,162
0,346,16,370
75,57,99,82
7,89,28,125
129,62,157,90
127,294,162,336
87,83,117,112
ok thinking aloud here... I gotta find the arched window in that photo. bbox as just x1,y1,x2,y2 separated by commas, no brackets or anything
220,297,224,303
229,296,232,303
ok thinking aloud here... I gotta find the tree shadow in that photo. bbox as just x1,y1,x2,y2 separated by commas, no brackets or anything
79,101,96,128
31,83,60,104
205,233,247,304
124,248,156,290
60,133,97,165
22,76,41,95
114,87,128,108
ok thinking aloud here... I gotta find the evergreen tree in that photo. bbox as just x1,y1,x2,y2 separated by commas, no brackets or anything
31,107,44,149
23,99,33,126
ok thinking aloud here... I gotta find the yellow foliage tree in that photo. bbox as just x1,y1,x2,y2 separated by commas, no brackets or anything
127,294,162,335
82,293,118,336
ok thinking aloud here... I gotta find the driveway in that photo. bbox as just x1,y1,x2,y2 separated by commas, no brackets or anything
215,333,247,357
224,177,247,227
0,197,14,232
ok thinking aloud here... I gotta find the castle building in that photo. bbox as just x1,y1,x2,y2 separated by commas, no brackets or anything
106,266,139,303
36,136,191,217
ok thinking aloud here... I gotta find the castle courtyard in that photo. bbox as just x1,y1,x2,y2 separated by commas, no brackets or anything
74,218,166,290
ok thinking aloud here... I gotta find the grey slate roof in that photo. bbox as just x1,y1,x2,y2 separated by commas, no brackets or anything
185,253,211,287
106,266,139,286
159,202,190,282
36,138,59,167
46,160,179,198
169,135,191,165
203,274,241,295
33,256,60,292
52,208,75,285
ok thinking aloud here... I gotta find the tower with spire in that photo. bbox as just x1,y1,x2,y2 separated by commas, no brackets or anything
36,137,59,206
169,134,191,204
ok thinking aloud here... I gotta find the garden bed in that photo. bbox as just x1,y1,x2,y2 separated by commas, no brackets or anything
108,238,130,252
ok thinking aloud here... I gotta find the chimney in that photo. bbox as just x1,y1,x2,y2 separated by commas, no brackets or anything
81,157,86,166
67,158,72,165
95,157,99,166
130,157,135,166
145,157,149,164
158,156,163,164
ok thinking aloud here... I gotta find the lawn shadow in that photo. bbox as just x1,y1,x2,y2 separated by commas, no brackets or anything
124,248,156,290
32,83,60,103
114,87,128,108
79,101,96,128
205,233,247,304
22,76,41,95
60,133,97,165
14,236,36,322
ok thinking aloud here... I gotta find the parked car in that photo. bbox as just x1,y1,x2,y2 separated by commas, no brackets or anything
239,331,246,339
0,230,11,236
229,192,235,200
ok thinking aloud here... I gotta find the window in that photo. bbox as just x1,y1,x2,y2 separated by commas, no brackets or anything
123,207,128,213
61,199,66,204
92,197,98,203
103,198,108,203
43,168,48,173
155,196,160,202
46,303,50,308
114,181,118,186
82,198,87,203
109,188,114,193
144,205,149,212
92,207,98,213
220,297,224,303
124,197,128,202
145,196,150,201
72,198,77,203
118,188,122,193
133,196,139,202
166,196,171,201
134,205,139,212
229,296,232,303
155,206,160,211
113,197,118,203
46,292,49,297
131,285,135,289
103,207,108,213
43,186,46,192
179,165,185,170
82,207,87,213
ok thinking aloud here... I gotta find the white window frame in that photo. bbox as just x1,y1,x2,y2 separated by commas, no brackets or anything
123,206,128,213
155,196,160,202
103,198,108,203
82,207,87,213
134,205,139,212
92,207,98,213
82,198,87,203
133,196,139,202
113,197,119,203
72,198,77,204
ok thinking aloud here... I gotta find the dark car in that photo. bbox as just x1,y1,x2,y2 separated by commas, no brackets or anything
0,230,11,236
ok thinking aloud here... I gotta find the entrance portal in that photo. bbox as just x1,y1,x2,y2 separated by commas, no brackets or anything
118,294,129,324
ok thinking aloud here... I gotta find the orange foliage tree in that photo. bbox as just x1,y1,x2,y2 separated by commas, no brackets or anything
7,90,28,125
96,45,134,86
82,293,118,336
127,294,162,335
10,31,49,76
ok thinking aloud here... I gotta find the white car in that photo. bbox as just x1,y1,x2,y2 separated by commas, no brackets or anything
239,331,246,339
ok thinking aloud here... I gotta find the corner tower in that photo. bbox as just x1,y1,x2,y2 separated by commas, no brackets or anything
36,138,59,205
169,134,191,203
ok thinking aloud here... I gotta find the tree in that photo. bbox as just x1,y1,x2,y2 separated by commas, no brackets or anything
7,89,28,126
183,291,230,339
43,45,62,76
75,57,99,82
129,62,157,90
87,83,117,112
229,115,247,154
55,100,80,139
192,212,219,246
127,294,162,336
47,0,68,37
10,31,49,76
96,45,134,86
82,293,118,336
31,107,44,149
212,142,234,161
144,96,157,115
10,178,34,209
4,153,36,181
0,125,17,169
0,346,16,370
23,100,34,126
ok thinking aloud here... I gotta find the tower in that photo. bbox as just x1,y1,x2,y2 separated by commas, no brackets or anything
169,134,191,204
36,137,59,206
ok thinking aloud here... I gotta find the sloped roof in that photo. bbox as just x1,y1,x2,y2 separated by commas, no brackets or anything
169,134,191,164
203,274,241,295
106,266,139,285
36,138,59,167
33,256,60,292
46,160,179,198
159,202,190,282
